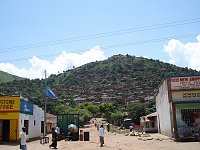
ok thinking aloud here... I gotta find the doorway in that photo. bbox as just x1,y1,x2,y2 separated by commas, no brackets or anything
2,120,10,142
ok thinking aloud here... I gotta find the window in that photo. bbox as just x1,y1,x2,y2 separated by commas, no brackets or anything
146,122,149,128
24,120,29,134
151,122,155,128
41,121,44,133
34,120,36,126
181,109,200,127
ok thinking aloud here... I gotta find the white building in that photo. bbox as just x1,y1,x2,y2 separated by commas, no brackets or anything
20,102,44,140
156,75,200,141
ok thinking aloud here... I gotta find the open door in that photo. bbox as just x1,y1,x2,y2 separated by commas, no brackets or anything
2,120,10,142
0,120,2,142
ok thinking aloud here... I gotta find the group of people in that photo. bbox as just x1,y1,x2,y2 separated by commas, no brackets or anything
19,126,60,150
19,121,110,149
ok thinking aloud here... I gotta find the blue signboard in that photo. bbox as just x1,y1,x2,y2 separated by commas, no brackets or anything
20,99,33,115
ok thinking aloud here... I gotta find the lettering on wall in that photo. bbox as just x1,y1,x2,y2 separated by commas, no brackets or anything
172,90,200,101
0,97,20,112
170,76,200,90
0,100,15,110
183,92,200,99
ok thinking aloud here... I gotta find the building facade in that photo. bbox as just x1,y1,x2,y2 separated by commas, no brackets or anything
140,112,158,133
46,113,57,133
156,75,200,140
0,96,44,142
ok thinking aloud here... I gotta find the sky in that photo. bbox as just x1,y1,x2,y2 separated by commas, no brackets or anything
0,0,200,79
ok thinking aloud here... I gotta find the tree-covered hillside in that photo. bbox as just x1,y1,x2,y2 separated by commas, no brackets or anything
0,54,199,114
0,70,24,83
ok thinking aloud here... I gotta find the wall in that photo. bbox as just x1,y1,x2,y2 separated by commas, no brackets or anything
46,114,57,133
172,90,200,101
20,104,44,140
156,79,173,137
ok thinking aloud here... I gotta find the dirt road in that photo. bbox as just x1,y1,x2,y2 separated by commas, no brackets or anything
1,122,200,150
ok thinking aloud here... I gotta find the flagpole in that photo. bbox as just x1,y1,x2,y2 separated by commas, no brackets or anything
44,70,47,137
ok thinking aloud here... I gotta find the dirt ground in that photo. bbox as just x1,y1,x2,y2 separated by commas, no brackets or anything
1,119,200,150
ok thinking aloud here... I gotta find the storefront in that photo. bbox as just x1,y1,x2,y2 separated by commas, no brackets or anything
156,75,200,141
0,96,20,142
0,96,44,142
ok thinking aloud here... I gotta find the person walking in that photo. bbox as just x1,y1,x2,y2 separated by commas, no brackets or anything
20,127,27,150
107,123,110,132
55,125,60,141
99,124,105,147
49,128,58,149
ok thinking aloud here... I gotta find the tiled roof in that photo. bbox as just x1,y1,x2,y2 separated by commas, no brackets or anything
46,113,57,118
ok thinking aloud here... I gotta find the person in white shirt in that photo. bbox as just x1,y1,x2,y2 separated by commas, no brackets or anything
99,124,104,147
55,125,60,134
20,127,27,150
55,125,61,141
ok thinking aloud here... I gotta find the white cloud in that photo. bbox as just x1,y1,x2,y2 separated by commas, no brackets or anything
0,46,107,79
164,35,200,70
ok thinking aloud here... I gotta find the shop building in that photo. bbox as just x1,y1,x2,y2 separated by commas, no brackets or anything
156,75,200,141
0,96,44,142
140,112,158,133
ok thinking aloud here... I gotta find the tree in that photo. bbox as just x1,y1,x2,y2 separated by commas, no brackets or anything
111,111,124,125
76,102,99,116
127,103,146,125
73,108,92,126
99,102,114,121
53,104,70,114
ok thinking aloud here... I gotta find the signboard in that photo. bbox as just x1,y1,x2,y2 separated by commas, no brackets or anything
172,90,200,101
0,96,20,112
20,99,33,115
170,76,200,90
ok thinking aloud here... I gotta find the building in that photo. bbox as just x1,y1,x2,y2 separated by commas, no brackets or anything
0,96,44,142
156,75,200,141
46,113,57,133
140,112,158,133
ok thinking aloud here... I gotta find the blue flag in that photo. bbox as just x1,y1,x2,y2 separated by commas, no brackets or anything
45,86,56,99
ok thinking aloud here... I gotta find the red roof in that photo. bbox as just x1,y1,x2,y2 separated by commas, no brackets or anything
46,113,57,119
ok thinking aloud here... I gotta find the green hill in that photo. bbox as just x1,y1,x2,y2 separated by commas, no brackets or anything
0,70,25,83
0,54,199,113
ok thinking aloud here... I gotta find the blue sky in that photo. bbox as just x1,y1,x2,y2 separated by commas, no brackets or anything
0,0,200,79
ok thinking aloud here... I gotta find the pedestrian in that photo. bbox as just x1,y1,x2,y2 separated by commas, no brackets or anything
20,127,27,150
129,125,133,133
99,124,104,147
49,127,58,149
55,125,60,141
97,124,99,131
107,123,110,132
94,118,97,127
55,125,60,134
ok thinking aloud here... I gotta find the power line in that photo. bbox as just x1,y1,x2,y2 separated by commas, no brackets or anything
1,32,199,63
1,18,200,53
